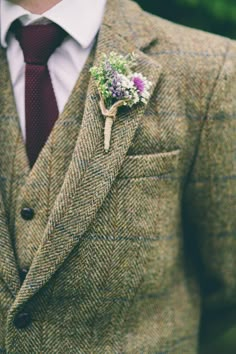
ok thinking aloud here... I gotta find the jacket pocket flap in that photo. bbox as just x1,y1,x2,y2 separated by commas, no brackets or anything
118,149,180,178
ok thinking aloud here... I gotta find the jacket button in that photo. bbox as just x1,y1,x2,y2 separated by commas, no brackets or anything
19,268,28,283
20,207,35,220
14,312,32,329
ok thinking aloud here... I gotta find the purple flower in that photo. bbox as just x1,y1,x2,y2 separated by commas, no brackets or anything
132,75,145,95
102,61,127,100
108,72,126,100
104,61,115,77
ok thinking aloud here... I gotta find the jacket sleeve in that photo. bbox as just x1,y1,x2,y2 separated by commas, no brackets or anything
182,38,236,350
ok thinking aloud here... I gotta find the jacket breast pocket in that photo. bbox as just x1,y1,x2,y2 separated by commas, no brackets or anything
117,149,180,179
115,149,181,239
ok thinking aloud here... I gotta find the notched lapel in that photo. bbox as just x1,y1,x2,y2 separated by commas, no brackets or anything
10,0,163,312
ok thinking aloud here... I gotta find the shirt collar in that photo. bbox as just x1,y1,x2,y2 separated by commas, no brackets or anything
1,0,107,48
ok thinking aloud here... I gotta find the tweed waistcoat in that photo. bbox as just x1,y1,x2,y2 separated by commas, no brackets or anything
0,0,236,353
0,44,96,270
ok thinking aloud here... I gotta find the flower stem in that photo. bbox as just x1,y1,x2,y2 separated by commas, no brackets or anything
104,117,114,153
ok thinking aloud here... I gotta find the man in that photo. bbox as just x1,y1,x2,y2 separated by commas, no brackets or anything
0,0,235,352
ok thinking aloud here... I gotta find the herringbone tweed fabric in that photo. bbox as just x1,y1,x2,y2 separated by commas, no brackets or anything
0,0,235,353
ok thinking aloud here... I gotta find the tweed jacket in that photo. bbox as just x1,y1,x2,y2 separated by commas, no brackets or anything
0,0,236,353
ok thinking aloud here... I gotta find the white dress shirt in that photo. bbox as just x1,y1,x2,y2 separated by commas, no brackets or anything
0,0,107,141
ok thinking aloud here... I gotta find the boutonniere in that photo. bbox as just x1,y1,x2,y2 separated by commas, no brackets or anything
90,52,152,153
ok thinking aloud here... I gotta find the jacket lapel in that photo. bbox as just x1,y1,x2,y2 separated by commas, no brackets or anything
10,0,163,311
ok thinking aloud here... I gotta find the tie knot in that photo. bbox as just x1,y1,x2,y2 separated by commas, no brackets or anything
11,20,67,65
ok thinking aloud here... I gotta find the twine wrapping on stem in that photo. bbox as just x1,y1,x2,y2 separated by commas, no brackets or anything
99,94,128,153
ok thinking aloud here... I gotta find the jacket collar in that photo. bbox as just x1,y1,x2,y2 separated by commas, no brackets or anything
103,0,158,50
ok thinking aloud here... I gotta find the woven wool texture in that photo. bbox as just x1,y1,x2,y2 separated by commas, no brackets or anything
0,0,235,352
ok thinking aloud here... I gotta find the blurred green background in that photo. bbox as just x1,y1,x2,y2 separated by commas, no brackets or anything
135,0,236,39
134,0,236,353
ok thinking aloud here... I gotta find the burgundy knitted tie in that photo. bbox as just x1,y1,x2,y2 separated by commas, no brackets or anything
12,20,67,167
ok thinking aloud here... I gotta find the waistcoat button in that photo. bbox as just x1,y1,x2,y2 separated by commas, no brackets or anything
14,312,32,329
21,207,35,220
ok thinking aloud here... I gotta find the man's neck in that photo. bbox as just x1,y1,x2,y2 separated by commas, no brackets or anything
9,0,62,14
